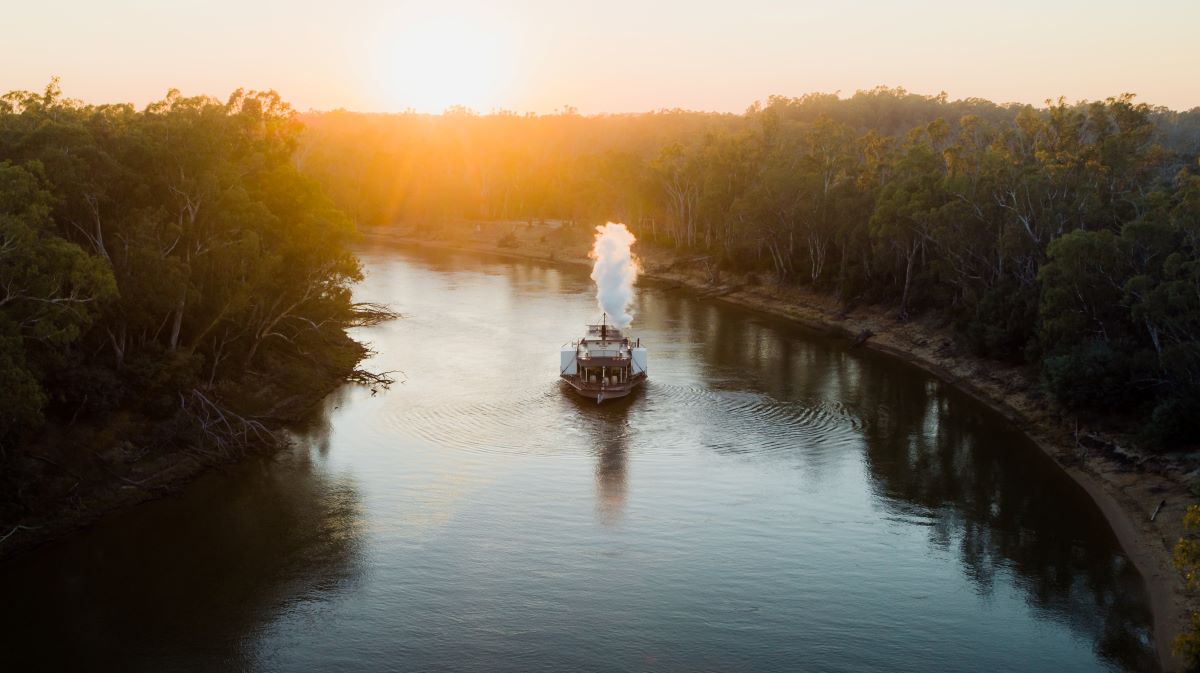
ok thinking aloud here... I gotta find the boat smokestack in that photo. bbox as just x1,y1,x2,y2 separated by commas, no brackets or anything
589,223,639,329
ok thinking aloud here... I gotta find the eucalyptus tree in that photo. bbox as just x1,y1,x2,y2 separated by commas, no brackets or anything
651,142,702,248
0,160,115,442
869,122,950,319
0,82,366,448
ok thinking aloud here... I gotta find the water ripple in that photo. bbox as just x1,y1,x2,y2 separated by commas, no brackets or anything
380,379,865,459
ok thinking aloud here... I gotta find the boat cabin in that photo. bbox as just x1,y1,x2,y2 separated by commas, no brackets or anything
560,319,648,402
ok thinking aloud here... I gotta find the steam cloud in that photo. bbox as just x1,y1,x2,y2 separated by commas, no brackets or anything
589,222,640,328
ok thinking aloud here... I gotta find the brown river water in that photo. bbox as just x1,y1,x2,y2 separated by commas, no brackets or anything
0,242,1156,672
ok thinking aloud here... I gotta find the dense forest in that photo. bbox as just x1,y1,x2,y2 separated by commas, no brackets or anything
301,88,1200,447
0,81,370,483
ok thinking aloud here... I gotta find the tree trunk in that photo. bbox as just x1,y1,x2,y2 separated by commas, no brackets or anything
836,243,848,305
899,243,917,321
169,290,186,351
107,323,127,369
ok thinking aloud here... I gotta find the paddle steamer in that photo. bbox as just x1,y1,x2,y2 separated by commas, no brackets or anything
560,316,647,403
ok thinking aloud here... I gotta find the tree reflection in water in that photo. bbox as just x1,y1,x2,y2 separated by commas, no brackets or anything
1,247,1159,672
856,373,1156,672
0,390,364,672
648,293,1157,672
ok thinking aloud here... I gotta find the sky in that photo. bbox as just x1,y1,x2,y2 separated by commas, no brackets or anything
4,0,1197,114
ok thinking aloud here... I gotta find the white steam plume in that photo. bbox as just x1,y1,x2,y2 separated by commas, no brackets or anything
589,222,640,328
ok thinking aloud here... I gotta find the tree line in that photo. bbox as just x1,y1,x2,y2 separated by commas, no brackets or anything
0,81,365,455
301,88,1200,446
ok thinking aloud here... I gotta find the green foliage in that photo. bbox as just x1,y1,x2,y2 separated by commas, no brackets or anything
1036,170,1200,443
0,325,46,443
959,282,1039,362
0,159,115,443
0,82,363,446
1041,342,1138,412
299,90,1200,448
46,363,125,417
1039,230,1132,351
0,160,115,345
1147,390,1200,447
1174,506,1200,666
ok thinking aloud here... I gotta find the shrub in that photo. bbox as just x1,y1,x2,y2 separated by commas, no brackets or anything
1174,506,1200,667
1041,341,1139,413
959,283,1039,363
1144,390,1200,447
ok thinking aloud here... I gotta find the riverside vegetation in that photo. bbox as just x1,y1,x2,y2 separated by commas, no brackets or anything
302,89,1200,449
299,88,1200,663
4,81,1200,664
0,81,391,548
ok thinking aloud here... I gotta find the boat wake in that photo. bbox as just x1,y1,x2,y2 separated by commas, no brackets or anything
382,379,864,460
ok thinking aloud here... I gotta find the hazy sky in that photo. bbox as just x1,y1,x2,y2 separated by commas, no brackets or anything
6,0,1197,113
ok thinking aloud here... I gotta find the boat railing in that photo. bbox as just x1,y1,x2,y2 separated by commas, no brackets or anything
585,324,624,339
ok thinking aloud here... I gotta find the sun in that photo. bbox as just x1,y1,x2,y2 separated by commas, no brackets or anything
373,16,513,113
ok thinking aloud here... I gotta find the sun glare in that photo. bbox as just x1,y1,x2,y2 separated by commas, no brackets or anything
374,17,513,113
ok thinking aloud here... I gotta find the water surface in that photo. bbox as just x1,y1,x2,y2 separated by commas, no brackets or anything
1,243,1155,672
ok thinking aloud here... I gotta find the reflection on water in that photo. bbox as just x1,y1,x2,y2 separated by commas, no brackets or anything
0,395,362,672
657,287,1156,672
563,388,637,526
858,380,1154,672
594,432,628,526
0,242,1156,673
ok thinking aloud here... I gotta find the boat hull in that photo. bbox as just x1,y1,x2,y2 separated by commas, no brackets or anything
561,373,647,402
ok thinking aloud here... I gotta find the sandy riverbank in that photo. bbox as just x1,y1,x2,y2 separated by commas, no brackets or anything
364,222,1194,672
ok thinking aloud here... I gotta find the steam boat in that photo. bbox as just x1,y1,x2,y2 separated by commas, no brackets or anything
560,316,648,403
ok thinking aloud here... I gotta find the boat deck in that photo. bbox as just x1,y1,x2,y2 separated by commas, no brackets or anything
562,372,647,401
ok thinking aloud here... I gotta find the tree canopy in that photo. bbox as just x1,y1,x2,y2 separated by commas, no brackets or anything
0,81,363,451
302,88,1200,446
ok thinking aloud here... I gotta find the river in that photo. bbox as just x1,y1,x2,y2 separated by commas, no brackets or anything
1,242,1156,672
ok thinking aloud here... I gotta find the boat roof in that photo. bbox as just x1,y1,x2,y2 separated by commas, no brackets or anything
584,324,624,340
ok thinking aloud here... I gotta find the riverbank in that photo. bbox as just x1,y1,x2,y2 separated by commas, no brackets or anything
364,221,1195,672
0,334,367,562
